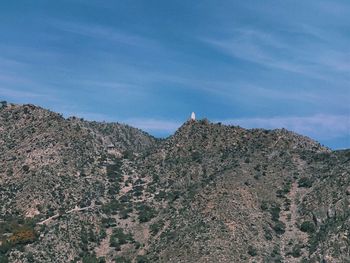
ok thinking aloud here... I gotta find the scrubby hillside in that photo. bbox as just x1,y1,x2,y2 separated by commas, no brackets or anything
0,103,349,263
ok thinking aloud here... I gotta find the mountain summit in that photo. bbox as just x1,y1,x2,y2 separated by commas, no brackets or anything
0,103,349,263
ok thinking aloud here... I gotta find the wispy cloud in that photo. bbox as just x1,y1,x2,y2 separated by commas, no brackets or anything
52,20,159,49
202,27,350,82
0,87,47,100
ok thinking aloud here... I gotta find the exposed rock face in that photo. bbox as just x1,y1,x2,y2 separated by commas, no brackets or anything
0,104,349,263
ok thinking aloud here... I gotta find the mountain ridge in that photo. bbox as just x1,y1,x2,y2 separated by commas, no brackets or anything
0,102,349,263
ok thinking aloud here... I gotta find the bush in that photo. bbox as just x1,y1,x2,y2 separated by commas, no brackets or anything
136,255,149,263
136,204,157,223
109,228,134,248
270,205,281,221
22,165,30,173
150,221,164,236
0,101,7,109
260,201,269,211
0,254,9,263
300,221,315,234
248,245,257,256
106,161,123,181
114,256,131,263
82,255,98,263
291,244,301,258
298,177,313,188
273,221,286,235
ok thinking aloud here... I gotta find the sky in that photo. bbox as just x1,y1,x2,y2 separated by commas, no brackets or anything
0,1,349,149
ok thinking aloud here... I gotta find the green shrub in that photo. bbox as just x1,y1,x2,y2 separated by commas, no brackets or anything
136,204,157,223
114,256,131,263
82,255,97,263
101,217,116,228
263,226,272,240
155,191,166,201
0,254,9,263
273,221,286,235
109,228,134,248
300,221,315,233
106,160,123,180
136,255,149,263
270,205,281,221
260,201,269,211
291,244,301,258
150,221,164,236
248,245,257,256
298,177,313,188
132,185,144,197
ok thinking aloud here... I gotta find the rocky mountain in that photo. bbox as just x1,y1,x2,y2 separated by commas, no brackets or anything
0,102,349,263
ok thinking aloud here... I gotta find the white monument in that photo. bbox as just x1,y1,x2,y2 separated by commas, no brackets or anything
191,112,196,121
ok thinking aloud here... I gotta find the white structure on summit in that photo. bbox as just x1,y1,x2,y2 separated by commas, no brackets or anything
191,112,196,120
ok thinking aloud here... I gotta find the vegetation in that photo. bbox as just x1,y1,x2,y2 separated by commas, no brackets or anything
300,221,316,234
0,103,348,262
136,204,157,223
298,177,313,188
109,228,134,250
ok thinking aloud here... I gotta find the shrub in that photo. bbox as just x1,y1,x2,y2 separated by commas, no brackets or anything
106,161,123,180
82,254,105,263
101,217,116,228
150,221,164,236
82,255,97,263
115,256,131,263
22,165,30,173
109,228,134,248
263,226,272,240
291,244,302,258
0,101,7,109
273,221,286,235
136,204,157,223
191,151,201,162
298,177,313,188
155,191,166,201
133,185,144,197
300,221,315,234
248,245,257,256
260,201,269,211
0,254,9,263
270,205,281,221
136,255,149,263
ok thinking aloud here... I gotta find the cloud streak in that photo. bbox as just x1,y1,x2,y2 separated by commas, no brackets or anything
202,27,350,83
52,20,160,49
0,87,47,100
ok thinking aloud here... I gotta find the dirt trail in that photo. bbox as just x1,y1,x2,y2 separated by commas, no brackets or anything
37,205,95,225
95,228,113,261
279,156,310,262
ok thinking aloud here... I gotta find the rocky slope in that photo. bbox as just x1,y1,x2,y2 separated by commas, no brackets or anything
0,103,349,263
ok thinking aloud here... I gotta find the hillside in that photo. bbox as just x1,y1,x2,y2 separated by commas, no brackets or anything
0,103,349,263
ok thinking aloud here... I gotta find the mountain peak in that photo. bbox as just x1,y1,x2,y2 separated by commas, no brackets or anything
0,103,347,263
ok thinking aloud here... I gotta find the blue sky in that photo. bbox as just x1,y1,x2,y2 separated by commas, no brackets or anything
0,1,349,149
